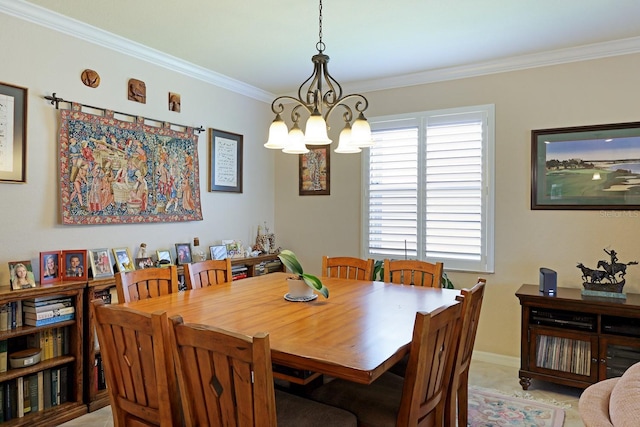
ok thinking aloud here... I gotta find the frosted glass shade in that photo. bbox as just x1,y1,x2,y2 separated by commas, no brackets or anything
351,113,374,148
334,123,361,153
264,115,289,149
282,123,309,154
304,113,332,145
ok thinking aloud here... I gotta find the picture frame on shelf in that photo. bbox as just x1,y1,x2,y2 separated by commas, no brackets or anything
0,82,28,183
299,146,330,195
222,239,243,258
175,243,192,265
40,251,62,284
62,250,88,281
112,247,134,272
135,257,154,269
209,128,243,193
89,248,114,278
8,260,36,290
156,249,173,266
532,121,640,210
209,245,228,260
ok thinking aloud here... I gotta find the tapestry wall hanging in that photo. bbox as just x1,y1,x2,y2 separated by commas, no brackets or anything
59,104,203,224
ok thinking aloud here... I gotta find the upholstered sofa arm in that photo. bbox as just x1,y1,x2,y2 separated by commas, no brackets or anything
609,362,640,426
579,377,617,427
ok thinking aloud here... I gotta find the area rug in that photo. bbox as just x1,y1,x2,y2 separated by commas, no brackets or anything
468,386,565,427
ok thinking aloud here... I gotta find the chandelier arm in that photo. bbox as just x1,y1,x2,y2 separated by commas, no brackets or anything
321,65,342,107
323,93,369,123
302,62,323,108
270,95,314,116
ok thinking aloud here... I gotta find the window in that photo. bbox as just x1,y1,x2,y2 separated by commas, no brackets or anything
362,105,494,272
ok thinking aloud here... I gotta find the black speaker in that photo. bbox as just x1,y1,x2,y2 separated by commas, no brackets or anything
539,268,557,296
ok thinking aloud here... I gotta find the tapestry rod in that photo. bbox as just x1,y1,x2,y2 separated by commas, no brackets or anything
43,92,205,134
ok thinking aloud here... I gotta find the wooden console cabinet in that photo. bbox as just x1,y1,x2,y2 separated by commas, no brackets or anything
517,284,640,390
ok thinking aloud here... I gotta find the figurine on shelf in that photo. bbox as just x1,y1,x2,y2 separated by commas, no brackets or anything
577,248,638,296
136,243,148,259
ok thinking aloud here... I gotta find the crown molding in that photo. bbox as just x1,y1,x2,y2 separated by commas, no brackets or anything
0,0,274,103
4,0,640,102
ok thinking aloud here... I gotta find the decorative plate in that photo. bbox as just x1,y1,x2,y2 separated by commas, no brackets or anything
284,293,317,302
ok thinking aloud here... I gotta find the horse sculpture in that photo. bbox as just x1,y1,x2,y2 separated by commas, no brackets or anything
597,260,638,282
576,263,607,283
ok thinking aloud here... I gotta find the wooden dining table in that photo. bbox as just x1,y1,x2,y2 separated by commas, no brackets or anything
122,272,460,385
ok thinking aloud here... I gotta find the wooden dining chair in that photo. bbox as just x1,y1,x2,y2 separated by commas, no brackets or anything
115,265,179,303
383,259,444,287
309,302,463,427
167,315,357,427
183,258,232,289
91,299,181,426
445,278,486,427
322,255,374,281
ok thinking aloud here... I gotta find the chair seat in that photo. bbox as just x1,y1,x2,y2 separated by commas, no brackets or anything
276,389,357,426
309,374,403,427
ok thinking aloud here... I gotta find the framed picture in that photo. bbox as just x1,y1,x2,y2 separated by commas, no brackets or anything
209,245,228,260
156,249,173,266
175,243,192,265
532,122,640,210
209,128,243,193
112,247,135,272
135,257,154,269
62,250,88,281
299,146,330,195
0,82,28,183
40,251,62,284
9,260,36,290
89,248,114,278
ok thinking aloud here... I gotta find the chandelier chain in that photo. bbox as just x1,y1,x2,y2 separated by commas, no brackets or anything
317,0,325,53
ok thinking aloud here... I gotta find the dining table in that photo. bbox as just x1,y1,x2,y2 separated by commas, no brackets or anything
122,272,460,385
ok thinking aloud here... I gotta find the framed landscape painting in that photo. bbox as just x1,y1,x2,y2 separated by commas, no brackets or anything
532,122,640,210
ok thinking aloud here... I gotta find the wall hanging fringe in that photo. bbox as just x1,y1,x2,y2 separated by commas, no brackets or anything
44,93,205,134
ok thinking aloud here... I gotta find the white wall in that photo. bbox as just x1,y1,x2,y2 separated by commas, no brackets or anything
0,12,275,282
275,53,640,358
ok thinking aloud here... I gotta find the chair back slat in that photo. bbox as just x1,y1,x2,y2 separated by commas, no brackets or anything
397,302,463,426
322,256,374,281
115,266,179,303
91,299,180,426
184,259,232,289
168,316,278,427
383,259,444,287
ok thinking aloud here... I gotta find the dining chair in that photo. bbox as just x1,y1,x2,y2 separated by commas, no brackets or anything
167,315,357,427
383,259,444,287
183,258,232,289
445,278,486,427
309,301,463,427
322,255,374,281
91,299,181,426
115,265,179,303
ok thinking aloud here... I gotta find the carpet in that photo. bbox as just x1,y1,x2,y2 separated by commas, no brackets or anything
468,386,565,427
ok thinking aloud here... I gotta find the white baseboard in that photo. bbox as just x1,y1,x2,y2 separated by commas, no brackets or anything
472,350,520,368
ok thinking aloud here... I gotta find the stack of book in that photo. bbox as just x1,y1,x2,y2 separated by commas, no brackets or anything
22,296,75,327
231,265,248,280
0,302,23,331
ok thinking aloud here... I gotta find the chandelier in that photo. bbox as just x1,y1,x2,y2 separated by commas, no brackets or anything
264,0,373,154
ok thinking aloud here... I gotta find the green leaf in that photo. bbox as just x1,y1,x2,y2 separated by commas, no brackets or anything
302,273,329,298
278,250,303,276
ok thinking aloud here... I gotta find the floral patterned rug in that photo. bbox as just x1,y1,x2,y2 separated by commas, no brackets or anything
468,386,565,427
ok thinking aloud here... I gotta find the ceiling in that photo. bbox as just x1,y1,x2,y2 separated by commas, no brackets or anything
11,0,640,98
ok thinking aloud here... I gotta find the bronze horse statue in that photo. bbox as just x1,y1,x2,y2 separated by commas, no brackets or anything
576,263,607,283
597,260,638,282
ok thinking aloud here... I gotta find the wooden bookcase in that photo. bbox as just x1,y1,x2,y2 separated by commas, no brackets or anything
517,284,640,390
230,253,284,278
0,282,87,425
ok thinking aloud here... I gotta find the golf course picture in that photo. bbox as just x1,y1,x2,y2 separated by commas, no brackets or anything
532,123,640,209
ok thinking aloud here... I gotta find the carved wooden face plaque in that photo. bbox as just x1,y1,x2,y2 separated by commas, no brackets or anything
128,78,146,103
81,69,100,88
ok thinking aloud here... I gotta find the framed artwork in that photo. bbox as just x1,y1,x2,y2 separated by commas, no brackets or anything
135,257,154,269
9,260,36,290
156,249,173,266
175,243,192,265
209,245,227,260
61,250,88,281
0,82,27,183
209,128,243,193
89,248,114,278
532,122,640,210
40,251,62,284
112,247,135,272
299,146,330,195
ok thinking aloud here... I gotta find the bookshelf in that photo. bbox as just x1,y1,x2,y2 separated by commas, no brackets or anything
517,284,640,390
230,253,284,278
0,282,86,425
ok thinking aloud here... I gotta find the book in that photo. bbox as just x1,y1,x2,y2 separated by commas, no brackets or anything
37,371,44,412
21,375,30,416
59,366,68,404
50,368,59,407
43,370,51,409
23,295,73,306
24,306,75,321
24,312,75,327
0,382,4,421
22,301,73,313
29,373,39,413
0,305,8,332
0,340,7,373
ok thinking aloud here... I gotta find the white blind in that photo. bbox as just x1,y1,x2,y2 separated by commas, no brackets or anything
363,106,494,272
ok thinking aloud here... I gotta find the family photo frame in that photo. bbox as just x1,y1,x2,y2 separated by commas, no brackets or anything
61,249,88,281
175,243,192,265
532,122,640,210
156,249,173,266
40,251,61,284
113,247,134,272
89,248,114,278
9,260,36,290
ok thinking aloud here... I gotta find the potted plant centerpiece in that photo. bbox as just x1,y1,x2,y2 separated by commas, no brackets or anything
278,249,329,300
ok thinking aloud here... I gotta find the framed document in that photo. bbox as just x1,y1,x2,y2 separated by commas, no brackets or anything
0,82,27,183
209,128,243,193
